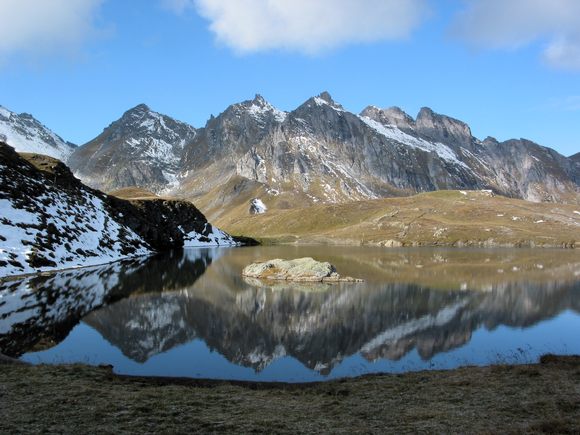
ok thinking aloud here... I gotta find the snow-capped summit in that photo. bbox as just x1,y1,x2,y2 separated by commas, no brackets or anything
68,104,197,193
0,104,75,162
246,94,287,123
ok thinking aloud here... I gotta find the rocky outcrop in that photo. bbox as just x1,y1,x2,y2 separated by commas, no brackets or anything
360,105,415,131
242,257,363,282
415,107,474,150
0,142,244,278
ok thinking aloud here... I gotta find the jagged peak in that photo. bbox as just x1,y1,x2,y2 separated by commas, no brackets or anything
483,136,499,144
417,106,434,117
415,106,473,145
127,103,151,113
360,105,414,129
232,94,287,122
0,105,13,118
416,107,468,130
109,104,196,137
317,91,334,104
252,94,267,106
299,91,345,112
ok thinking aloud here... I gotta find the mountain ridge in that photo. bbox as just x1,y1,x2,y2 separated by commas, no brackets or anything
1,96,578,216
0,105,76,162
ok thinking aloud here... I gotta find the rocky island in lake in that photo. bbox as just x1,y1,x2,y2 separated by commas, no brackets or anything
243,257,363,282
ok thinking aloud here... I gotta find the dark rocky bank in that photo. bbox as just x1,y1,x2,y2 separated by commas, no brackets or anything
0,142,256,277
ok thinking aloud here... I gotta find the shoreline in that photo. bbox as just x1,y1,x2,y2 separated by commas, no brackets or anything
254,237,579,249
2,242,577,282
2,354,579,433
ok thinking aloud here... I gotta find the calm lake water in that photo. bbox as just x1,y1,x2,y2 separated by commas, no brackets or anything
1,246,579,382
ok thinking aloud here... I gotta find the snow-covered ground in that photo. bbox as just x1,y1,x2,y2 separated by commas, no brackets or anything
359,115,470,169
247,99,287,123
181,223,240,248
0,183,152,278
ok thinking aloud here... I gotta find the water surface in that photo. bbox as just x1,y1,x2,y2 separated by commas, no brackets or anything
1,246,579,382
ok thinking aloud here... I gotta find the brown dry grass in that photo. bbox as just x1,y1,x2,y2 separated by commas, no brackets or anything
218,190,580,248
108,187,160,200
1,356,579,433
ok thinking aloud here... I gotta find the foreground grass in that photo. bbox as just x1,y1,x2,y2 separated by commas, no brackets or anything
1,356,579,433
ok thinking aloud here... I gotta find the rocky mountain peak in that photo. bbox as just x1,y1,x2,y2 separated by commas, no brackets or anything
318,91,334,104
0,105,11,119
225,95,287,123
119,104,154,124
315,91,344,110
252,94,267,106
68,104,197,193
360,105,415,130
0,104,75,161
297,91,345,114
415,107,473,149
131,103,151,112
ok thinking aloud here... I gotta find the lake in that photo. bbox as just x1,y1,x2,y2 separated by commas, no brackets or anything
1,246,579,382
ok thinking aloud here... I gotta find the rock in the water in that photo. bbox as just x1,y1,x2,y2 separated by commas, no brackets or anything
242,257,362,282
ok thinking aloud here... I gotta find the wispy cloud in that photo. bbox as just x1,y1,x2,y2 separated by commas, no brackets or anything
451,0,580,71
182,0,430,54
0,0,105,62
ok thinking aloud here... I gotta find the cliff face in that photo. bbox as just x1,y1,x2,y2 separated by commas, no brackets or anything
0,142,240,278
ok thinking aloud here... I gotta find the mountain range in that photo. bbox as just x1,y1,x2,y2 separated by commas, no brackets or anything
1,94,579,222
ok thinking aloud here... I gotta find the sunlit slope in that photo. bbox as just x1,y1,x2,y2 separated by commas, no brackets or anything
218,190,580,247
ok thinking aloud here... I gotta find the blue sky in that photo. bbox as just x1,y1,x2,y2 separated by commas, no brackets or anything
0,0,579,156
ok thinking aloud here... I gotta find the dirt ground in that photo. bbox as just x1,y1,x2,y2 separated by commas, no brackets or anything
1,355,579,434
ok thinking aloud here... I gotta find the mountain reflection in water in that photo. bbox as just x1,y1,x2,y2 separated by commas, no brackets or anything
1,246,579,381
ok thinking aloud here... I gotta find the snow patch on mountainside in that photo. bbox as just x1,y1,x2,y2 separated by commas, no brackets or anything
181,223,239,247
250,198,267,214
0,105,75,162
248,101,287,123
360,116,470,169
312,96,345,112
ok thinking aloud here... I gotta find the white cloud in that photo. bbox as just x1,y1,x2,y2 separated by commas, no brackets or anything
190,0,429,54
0,0,104,60
452,0,580,70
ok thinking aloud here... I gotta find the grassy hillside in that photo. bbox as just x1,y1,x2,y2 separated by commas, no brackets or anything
108,187,160,200
216,190,580,248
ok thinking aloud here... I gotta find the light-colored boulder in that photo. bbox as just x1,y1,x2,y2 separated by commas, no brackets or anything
242,257,363,282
